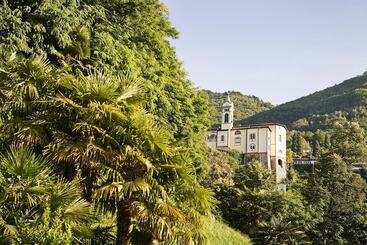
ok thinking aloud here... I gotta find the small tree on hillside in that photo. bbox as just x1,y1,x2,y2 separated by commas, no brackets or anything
302,153,367,243
330,120,367,164
218,161,309,243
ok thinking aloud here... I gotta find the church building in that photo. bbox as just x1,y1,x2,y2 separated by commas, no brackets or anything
206,95,287,185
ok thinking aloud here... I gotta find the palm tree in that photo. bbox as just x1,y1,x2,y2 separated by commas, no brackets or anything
0,53,216,244
0,146,102,244
253,217,310,245
0,52,54,150
47,70,215,244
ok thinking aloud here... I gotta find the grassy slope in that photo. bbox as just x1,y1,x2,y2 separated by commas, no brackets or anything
241,73,367,128
206,218,252,245
206,90,273,126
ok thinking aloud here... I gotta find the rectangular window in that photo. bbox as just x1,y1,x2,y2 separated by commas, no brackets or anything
249,133,256,141
279,134,282,143
235,137,241,146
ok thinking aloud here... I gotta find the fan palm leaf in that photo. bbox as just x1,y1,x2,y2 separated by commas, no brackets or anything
0,146,51,179
0,147,95,243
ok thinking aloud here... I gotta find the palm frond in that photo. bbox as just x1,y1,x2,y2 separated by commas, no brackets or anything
49,179,83,212
116,75,143,102
0,146,51,179
14,124,48,146
0,217,18,237
95,178,151,202
64,198,93,223
53,93,83,109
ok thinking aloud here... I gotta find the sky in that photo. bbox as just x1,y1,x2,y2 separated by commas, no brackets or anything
162,0,367,105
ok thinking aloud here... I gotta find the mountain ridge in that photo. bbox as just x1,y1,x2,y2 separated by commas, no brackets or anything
207,73,367,131
241,73,367,130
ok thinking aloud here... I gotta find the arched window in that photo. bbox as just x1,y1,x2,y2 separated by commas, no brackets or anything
249,143,256,151
278,159,283,168
224,113,229,123
221,135,225,142
235,130,241,135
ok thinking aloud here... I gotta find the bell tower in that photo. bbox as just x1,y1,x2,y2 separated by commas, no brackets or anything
221,93,234,130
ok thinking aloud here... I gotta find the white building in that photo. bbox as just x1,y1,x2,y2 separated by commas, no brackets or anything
206,95,287,185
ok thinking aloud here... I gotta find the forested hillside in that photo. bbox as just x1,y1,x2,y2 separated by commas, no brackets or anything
241,74,367,130
206,90,273,126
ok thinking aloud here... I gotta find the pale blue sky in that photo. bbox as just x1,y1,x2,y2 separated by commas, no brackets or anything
162,0,367,104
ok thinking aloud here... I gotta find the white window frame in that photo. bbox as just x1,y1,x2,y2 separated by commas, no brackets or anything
234,137,241,146
249,133,256,141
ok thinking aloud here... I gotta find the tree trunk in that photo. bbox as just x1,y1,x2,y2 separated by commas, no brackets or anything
116,198,132,245
81,163,97,202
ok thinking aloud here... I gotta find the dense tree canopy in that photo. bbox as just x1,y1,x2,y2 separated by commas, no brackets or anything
300,154,367,244
0,1,217,244
0,51,216,244
203,142,367,244
0,0,210,166
203,156,310,244
0,147,111,244
329,120,367,164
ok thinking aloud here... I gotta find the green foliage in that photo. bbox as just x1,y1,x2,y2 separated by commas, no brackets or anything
0,147,104,244
0,0,217,242
0,0,210,170
233,161,274,192
286,148,294,164
288,119,367,163
329,120,367,164
205,159,310,244
300,153,367,244
304,154,366,212
207,148,367,245
288,129,332,158
0,53,215,243
205,217,252,245
201,149,240,192
253,217,310,245
206,90,273,126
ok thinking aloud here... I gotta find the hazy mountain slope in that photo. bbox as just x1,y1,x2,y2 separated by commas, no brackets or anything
241,74,367,129
206,90,273,126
